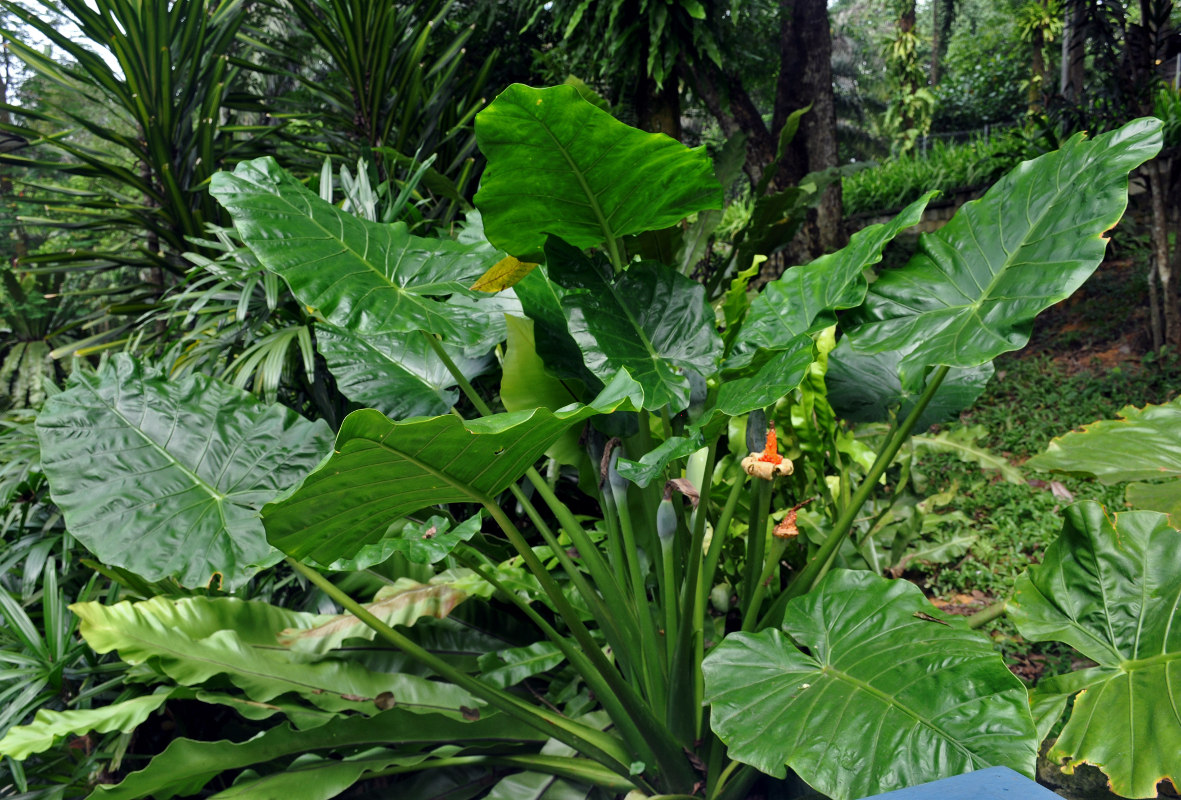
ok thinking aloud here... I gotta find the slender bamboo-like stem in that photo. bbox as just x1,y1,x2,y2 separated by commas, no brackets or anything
423,330,696,791
286,558,635,778
761,365,952,626
456,550,658,770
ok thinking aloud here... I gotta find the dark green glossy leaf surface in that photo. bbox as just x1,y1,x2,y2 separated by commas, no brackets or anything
845,119,1162,377
35,355,333,589
1026,397,1181,519
474,84,722,258
1009,502,1181,798
703,570,1035,799
825,338,994,431
264,372,643,565
210,157,502,347
716,343,816,417
89,709,543,800
316,325,491,420
730,193,934,368
547,239,722,412
615,435,701,488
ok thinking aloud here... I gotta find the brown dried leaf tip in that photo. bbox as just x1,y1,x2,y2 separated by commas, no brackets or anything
741,428,793,480
773,496,816,539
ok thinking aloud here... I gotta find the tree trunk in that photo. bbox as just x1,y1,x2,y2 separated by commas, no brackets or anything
773,0,845,264
635,68,683,141
1148,161,1168,350
931,0,955,86
1060,4,1086,101
1029,25,1046,113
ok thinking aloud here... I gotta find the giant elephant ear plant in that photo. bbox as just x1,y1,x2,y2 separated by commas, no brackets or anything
1,85,1167,800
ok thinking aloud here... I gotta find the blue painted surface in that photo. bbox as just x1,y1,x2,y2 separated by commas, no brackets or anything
858,767,1060,799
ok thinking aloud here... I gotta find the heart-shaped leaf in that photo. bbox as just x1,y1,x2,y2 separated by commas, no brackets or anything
210,157,503,348
845,119,1162,378
35,355,333,589
474,84,722,258
1008,501,1181,799
264,371,644,566
703,570,1036,799
546,238,722,412
1026,397,1181,520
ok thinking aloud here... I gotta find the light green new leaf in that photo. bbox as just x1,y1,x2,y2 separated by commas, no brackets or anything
73,596,478,719
730,192,935,368
316,325,491,420
210,157,502,348
1008,501,1181,799
0,689,180,761
264,371,644,565
279,577,470,655
474,84,722,258
547,238,722,412
90,710,545,800
703,570,1035,800
325,514,484,572
500,315,583,466
845,119,1162,378
1026,397,1181,519
35,355,333,589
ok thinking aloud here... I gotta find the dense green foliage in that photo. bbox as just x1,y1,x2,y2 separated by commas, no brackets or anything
2,3,1181,799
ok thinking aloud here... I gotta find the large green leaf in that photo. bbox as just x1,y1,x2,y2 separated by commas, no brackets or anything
315,324,491,420
730,192,935,368
546,238,722,412
263,372,644,566
35,355,333,589
210,157,502,348
1026,397,1181,520
1008,501,1181,799
89,709,545,800
845,119,1162,378
703,570,1035,800
73,596,478,719
473,84,722,258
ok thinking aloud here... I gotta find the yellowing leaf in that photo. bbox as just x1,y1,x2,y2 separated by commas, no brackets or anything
470,256,538,292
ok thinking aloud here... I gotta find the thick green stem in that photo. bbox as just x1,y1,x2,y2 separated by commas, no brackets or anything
741,536,789,632
741,478,772,618
286,558,634,777
763,366,952,625
967,600,1007,629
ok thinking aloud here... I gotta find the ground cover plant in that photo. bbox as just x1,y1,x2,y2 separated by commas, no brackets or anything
841,134,1018,216
0,86,1176,800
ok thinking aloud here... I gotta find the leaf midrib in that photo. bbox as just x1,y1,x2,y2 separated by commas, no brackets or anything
89,378,226,505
